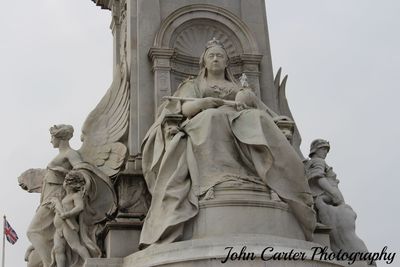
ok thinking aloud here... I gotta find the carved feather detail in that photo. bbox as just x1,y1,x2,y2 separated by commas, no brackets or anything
79,63,130,177
274,67,305,160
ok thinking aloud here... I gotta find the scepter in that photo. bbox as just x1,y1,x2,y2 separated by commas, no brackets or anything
163,74,253,108
162,96,238,107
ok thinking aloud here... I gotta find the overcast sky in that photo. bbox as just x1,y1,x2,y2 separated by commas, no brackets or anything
0,1,399,266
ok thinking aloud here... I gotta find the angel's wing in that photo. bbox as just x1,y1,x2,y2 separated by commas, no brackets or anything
79,63,130,177
274,68,305,160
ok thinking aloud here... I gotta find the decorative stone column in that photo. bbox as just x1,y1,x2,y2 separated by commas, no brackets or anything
148,48,175,113
110,0,121,73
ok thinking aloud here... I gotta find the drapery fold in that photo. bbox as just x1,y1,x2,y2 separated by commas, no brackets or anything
140,79,316,246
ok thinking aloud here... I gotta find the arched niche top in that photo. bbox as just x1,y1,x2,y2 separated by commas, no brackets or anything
154,4,260,55
171,19,242,58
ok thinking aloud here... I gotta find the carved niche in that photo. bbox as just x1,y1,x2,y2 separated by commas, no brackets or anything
149,4,263,111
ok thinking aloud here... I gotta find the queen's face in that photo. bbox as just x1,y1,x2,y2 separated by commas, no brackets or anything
204,46,228,74
51,135,60,148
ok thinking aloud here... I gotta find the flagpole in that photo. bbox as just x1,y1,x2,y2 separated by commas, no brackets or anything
2,215,5,267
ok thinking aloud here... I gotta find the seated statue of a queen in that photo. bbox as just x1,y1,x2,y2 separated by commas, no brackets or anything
139,38,316,247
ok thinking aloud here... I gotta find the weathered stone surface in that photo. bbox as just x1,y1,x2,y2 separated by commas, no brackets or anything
84,258,123,267
102,221,142,258
305,139,371,260
21,61,131,266
139,38,315,248
29,1,375,266
22,125,119,267
103,1,277,168
122,235,350,267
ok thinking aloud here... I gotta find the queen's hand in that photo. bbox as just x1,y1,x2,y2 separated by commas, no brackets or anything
198,97,224,110
182,97,224,118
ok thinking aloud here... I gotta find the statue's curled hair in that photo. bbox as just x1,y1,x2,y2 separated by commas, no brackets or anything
65,170,86,192
50,124,74,141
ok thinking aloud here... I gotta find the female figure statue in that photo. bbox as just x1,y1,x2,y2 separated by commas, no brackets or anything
26,124,119,267
23,59,129,267
140,39,316,247
27,125,82,267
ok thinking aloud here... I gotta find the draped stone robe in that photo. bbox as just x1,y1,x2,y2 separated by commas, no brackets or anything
140,78,316,247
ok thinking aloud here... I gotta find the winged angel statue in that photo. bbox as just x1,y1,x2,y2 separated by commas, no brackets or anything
19,63,130,267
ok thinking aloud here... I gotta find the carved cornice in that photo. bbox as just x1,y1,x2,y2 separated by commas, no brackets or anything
240,54,263,64
148,48,175,61
149,48,175,72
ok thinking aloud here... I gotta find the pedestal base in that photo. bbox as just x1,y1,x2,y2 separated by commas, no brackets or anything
85,186,369,267
102,220,142,258
187,184,305,240
85,235,370,267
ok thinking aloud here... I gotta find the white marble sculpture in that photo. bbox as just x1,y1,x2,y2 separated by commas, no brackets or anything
305,139,370,256
47,170,95,267
139,38,316,248
22,124,121,267
18,168,46,193
20,47,130,265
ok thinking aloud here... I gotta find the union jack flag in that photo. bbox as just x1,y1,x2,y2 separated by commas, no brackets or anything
4,219,18,245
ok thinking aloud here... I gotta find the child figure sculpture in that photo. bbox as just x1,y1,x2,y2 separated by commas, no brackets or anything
48,170,90,267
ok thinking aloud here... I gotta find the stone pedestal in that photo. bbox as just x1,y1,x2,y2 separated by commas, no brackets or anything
187,184,305,241
85,235,348,267
102,220,142,258
313,224,332,248
84,185,372,267
84,258,123,267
